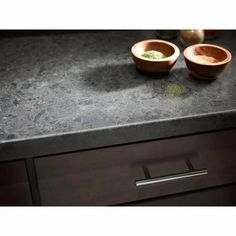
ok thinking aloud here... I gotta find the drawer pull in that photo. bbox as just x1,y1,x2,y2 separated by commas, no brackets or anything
136,169,208,187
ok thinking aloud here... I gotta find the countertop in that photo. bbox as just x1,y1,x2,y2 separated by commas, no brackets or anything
1,30,236,161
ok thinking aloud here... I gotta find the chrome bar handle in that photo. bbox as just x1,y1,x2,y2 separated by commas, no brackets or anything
136,169,208,187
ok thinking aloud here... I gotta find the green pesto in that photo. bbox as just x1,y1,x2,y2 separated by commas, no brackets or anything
165,83,188,96
141,50,166,60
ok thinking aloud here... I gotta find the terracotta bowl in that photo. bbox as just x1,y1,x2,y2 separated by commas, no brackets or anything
184,44,232,80
131,39,180,75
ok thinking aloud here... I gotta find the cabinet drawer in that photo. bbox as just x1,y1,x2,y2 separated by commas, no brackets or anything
35,129,236,205
125,184,236,206
0,160,32,206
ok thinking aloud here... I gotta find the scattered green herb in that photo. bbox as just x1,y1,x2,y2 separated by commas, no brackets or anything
165,83,188,96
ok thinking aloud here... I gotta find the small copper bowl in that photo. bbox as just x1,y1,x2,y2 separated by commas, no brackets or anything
131,39,180,75
184,43,232,80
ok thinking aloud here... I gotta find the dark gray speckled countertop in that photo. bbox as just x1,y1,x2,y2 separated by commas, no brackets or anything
1,30,236,161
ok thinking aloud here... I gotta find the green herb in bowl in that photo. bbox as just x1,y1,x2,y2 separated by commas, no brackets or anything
141,50,166,60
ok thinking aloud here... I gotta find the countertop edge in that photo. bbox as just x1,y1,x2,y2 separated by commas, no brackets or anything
1,109,236,162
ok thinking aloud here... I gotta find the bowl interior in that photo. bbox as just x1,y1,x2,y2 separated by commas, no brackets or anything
186,45,228,63
133,41,175,58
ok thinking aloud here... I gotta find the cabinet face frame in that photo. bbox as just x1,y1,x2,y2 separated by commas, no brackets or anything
0,160,33,206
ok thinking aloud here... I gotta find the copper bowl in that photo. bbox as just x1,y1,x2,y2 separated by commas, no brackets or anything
131,39,180,75
184,43,232,80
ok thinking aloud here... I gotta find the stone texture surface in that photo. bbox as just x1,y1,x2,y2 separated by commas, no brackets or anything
0,30,236,160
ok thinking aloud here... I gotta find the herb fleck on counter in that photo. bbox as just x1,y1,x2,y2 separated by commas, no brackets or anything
165,83,188,96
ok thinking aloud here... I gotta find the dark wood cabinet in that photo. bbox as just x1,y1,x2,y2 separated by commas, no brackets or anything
35,129,236,206
0,160,32,206
1,129,235,206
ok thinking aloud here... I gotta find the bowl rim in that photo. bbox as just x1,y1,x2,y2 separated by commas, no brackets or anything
131,39,180,62
183,43,232,66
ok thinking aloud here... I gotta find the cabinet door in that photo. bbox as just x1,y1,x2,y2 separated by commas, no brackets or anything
35,129,236,206
0,160,32,206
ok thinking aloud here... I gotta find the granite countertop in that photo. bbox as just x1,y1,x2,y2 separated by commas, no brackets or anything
0,30,236,161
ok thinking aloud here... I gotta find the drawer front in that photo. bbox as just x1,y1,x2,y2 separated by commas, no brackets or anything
35,129,236,205
125,184,236,206
0,160,32,206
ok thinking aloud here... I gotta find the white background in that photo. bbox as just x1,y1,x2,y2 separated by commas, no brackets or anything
0,0,235,29
1,207,236,236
